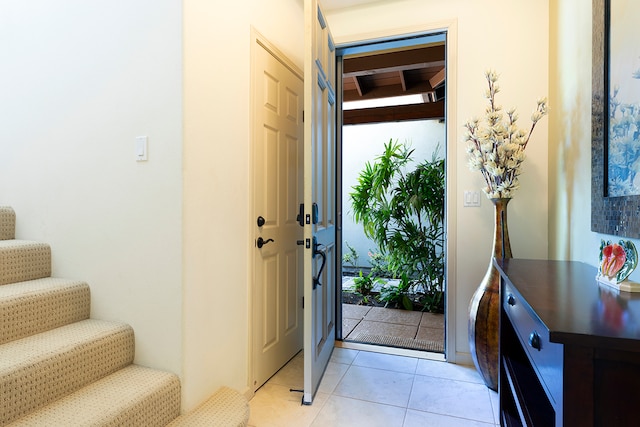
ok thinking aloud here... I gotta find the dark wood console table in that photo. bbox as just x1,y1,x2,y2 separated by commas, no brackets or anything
495,259,640,426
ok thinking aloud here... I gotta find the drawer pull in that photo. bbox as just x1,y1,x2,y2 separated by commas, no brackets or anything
507,294,516,306
529,331,542,351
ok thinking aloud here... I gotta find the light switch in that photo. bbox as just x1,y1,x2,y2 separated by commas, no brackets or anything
464,190,481,207
135,136,148,161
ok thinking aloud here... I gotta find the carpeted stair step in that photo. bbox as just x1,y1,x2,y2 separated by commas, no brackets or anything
0,278,90,345
167,386,249,427
0,207,15,241
8,364,181,427
0,240,51,286
0,319,134,424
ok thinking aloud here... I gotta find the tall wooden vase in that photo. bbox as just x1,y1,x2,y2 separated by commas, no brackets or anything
468,198,512,391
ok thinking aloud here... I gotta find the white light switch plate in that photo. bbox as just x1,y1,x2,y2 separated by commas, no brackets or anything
464,190,481,207
135,136,148,161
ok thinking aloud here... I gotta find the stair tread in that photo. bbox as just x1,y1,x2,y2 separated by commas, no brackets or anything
1,319,135,423
0,239,50,249
9,364,181,427
0,319,132,371
0,206,15,240
0,240,51,286
0,278,91,344
167,386,249,427
0,276,86,298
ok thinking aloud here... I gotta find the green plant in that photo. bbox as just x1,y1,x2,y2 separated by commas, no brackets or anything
378,274,413,310
367,250,395,278
350,139,445,311
342,241,360,275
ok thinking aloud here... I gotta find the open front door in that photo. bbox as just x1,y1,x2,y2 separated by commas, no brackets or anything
303,0,336,405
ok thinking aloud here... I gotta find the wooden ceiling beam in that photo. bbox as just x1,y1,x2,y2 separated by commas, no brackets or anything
353,76,364,96
343,45,445,74
399,70,407,92
343,100,445,125
343,80,435,102
429,68,446,88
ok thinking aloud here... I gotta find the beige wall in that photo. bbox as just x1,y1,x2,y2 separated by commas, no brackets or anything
547,0,640,275
327,0,550,363
182,0,304,410
0,0,184,381
8,0,616,414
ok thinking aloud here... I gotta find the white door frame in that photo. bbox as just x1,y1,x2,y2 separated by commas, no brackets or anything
333,20,459,363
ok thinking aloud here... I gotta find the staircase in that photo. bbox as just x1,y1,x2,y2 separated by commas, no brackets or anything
0,207,249,426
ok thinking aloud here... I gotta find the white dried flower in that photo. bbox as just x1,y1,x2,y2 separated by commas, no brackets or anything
462,70,548,199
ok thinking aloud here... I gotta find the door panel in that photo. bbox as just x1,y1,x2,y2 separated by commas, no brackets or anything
303,0,336,405
253,37,304,391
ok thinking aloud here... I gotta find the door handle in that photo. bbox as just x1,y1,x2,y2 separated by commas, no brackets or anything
312,236,326,289
256,237,274,248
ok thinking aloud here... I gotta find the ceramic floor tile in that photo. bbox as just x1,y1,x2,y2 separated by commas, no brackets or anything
415,358,483,384
488,387,500,424
403,409,495,427
330,347,359,365
317,361,350,394
267,351,304,390
408,375,495,424
248,383,329,427
311,395,406,427
364,307,422,325
352,350,418,374
349,320,418,339
333,365,414,407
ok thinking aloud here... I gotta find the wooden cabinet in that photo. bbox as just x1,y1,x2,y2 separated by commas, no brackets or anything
495,259,640,426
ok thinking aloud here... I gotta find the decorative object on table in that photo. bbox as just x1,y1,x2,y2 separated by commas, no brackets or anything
464,70,548,391
596,239,640,292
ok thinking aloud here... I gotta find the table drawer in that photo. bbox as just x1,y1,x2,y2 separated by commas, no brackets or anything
503,282,563,405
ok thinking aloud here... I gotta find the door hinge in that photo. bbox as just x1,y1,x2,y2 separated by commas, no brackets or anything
302,296,304,309
302,110,304,122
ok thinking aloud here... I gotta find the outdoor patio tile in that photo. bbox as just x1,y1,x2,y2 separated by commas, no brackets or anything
416,326,444,342
363,307,422,326
419,312,444,328
349,320,418,339
342,318,360,338
342,304,372,320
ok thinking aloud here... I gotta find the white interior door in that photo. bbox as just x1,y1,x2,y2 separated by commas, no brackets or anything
303,0,337,405
252,35,304,391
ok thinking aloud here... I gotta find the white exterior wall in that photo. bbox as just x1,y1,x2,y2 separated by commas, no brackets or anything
342,120,445,270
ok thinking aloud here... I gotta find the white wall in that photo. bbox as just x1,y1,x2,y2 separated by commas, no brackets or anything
342,120,445,269
0,0,184,376
327,0,550,363
182,0,304,410
548,2,640,279
0,0,558,412
0,0,305,412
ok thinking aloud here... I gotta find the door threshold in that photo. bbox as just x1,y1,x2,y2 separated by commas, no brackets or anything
335,340,445,361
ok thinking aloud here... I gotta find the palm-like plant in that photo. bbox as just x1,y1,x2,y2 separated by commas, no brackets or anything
350,140,445,312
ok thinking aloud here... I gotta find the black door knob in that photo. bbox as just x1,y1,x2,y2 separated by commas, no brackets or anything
257,216,266,227
256,237,274,248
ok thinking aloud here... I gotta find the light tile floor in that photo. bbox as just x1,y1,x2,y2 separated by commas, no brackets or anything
248,348,499,426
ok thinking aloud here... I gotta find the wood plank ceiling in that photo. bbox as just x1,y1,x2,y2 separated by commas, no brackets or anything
342,43,445,125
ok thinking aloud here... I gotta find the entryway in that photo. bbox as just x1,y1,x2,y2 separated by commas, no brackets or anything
336,33,448,355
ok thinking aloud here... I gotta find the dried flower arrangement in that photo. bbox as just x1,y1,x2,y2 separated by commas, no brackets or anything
463,70,548,199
